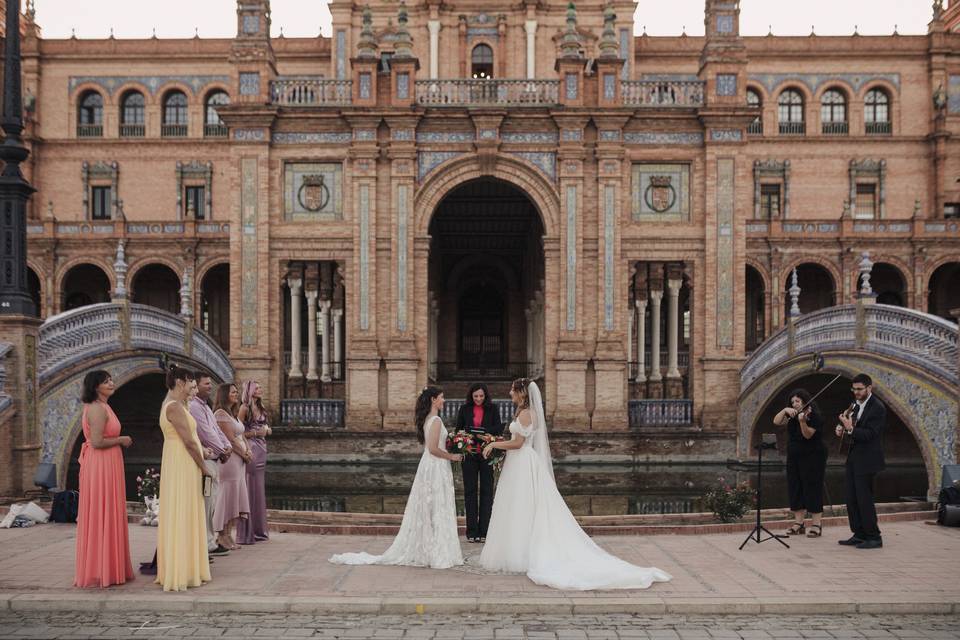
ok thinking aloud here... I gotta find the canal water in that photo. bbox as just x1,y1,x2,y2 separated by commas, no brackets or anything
263,461,928,515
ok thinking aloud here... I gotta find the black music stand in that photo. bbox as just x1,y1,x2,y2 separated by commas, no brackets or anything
739,433,790,550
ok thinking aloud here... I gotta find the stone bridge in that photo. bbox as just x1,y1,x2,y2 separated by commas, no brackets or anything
739,302,958,499
21,302,234,488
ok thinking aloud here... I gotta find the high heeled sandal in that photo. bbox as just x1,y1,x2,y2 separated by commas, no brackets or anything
785,522,805,536
806,524,822,538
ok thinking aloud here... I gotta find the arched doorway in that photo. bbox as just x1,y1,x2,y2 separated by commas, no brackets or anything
870,262,907,307
784,263,835,319
749,372,927,507
927,262,960,322
62,263,111,311
429,178,545,385
745,265,765,351
65,372,166,499
200,263,230,352
28,267,42,318
132,264,181,314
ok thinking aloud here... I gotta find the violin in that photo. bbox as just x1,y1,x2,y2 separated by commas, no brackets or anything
836,401,857,453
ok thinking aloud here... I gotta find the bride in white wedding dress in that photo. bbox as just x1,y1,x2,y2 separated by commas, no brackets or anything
478,379,672,590
329,387,464,569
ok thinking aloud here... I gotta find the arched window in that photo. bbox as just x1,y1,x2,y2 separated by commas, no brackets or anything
471,44,494,79
777,89,805,135
820,89,848,135
77,90,103,137
747,88,762,135
120,90,145,137
162,90,188,137
865,88,891,135
204,91,230,137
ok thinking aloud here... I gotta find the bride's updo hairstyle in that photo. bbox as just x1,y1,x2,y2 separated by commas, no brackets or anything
510,378,531,415
414,386,444,445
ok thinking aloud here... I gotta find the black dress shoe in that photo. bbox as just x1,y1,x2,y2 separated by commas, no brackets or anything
838,536,864,546
856,538,883,549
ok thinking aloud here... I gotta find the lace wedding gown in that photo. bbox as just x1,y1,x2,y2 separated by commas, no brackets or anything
479,382,671,590
329,415,463,569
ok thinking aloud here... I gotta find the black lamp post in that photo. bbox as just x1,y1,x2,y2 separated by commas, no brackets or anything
0,0,37,317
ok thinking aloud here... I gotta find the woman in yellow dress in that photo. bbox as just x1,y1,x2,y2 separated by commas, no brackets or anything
156,365,212,591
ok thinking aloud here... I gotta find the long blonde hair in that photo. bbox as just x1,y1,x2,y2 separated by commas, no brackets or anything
511,378,531,416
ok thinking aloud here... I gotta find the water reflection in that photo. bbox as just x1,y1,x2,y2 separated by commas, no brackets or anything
264,461,928,516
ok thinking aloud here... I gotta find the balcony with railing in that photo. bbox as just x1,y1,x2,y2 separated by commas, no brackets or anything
271,78,353,106
628,399,693,428
415,79,560,107
279,399,345,427
204,124,229,138
440,399,516,426
822,121,849,136
432,361,537,381
620,80,705,108
779,121,805,135
747,120,763,135
77,124,103,138
119,124,145,138
161,124,188,138
866,121,892,135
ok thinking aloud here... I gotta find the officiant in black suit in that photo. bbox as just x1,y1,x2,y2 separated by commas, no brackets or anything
835,373,886,549
456,383,504,543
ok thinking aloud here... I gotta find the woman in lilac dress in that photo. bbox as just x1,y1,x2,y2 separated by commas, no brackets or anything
236,380,271,544
213,383,251,550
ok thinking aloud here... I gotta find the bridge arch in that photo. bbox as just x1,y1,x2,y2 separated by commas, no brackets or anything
740,303,958,499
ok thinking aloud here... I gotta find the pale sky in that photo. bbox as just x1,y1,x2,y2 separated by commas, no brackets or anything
33,0,932,40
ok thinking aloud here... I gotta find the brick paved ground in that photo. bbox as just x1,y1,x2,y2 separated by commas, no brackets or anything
0,521,958,616
0,612,957,640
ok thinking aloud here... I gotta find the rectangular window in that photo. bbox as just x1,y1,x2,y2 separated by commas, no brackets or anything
185,186,206,220
855,183,877,219
760,184,781,219
91,186,111,220
944,203,960,219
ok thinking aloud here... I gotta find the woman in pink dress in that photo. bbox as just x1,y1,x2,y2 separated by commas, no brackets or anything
213,382,251,550
74,370,135,588
236,380,271,544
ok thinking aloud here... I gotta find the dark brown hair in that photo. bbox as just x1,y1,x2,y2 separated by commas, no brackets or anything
165,364,194,390
214,382,239,417
415,386,443,445
81,370,111,403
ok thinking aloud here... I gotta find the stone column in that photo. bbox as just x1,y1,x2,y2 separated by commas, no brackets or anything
428,20,441,80
635,299,647,385
305,288,318,381
524,20,537,79
179,270,193,318
112,240,128,302
332,307,343,379
665,277,683,398
320,299,332,382
626,305,634,379
648,289,663,397
287,277,303,379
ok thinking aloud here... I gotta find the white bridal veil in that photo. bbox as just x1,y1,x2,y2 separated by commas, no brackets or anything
526,381,554,481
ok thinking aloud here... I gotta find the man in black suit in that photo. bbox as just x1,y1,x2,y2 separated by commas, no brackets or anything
456,383,504,542
835,373,886,549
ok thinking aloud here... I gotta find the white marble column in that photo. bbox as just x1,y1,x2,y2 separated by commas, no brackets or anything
524,20,537,79
332,308,343,379
305,289,318,381
428,20,441,79
525,305,534,368
635,299,647,383
649,290,663,382
287,277,303,378
428,297,439,379
666,278,681,379
320,299,332,382
626,307,634,379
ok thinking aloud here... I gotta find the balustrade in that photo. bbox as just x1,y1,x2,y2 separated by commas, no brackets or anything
280,399,345,427
620,80,705,107
628,399,693,428
440,399,516,427
271,79,353,106
415,79,559,107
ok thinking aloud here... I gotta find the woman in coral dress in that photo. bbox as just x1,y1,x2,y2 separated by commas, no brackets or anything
156,366,211,591
74,370,135,588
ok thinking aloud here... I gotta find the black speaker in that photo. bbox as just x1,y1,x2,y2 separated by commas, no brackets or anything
942,464,960,489
33,462,57,491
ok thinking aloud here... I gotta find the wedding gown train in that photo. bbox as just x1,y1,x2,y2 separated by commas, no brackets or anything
329,415,463,569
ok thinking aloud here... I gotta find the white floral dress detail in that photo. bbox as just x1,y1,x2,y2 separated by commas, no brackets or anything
479,418,672,590
329,416,463,569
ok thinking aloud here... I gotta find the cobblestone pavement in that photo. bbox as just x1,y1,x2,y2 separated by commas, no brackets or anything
0,612,957,639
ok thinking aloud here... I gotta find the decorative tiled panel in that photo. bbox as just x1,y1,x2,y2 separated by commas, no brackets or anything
716,74,737,96
949,75,960,114
416,131,474,143
619,29,630,80
561,129,582,142
509,152,556,181
359,73,372,99
746,222,769,233
234,128,265,142
599,130,621,142
467,27,498,39
392,129,414,141
68,75,229,96
716,158,735,348
397,185,409,332
241,157,259,346
397,73,410,99
359,184,370,331
239,72,260,96
478,128,497,140
749,73,900,95
624,132,704,145
565,73,578,100
354,129,376,141
566,185,577,331
604,185,616,331
632,163,691,220
242,15,260,34
604,74,616,99
418,151,465,181
710,129,742,142
272,132,352,144
283,163,343,221
717,15,734,33
336,30,347,80
502,132,559,144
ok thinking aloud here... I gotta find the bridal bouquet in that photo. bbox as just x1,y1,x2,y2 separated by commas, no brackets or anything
484,436,507,473
446,430,475,457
